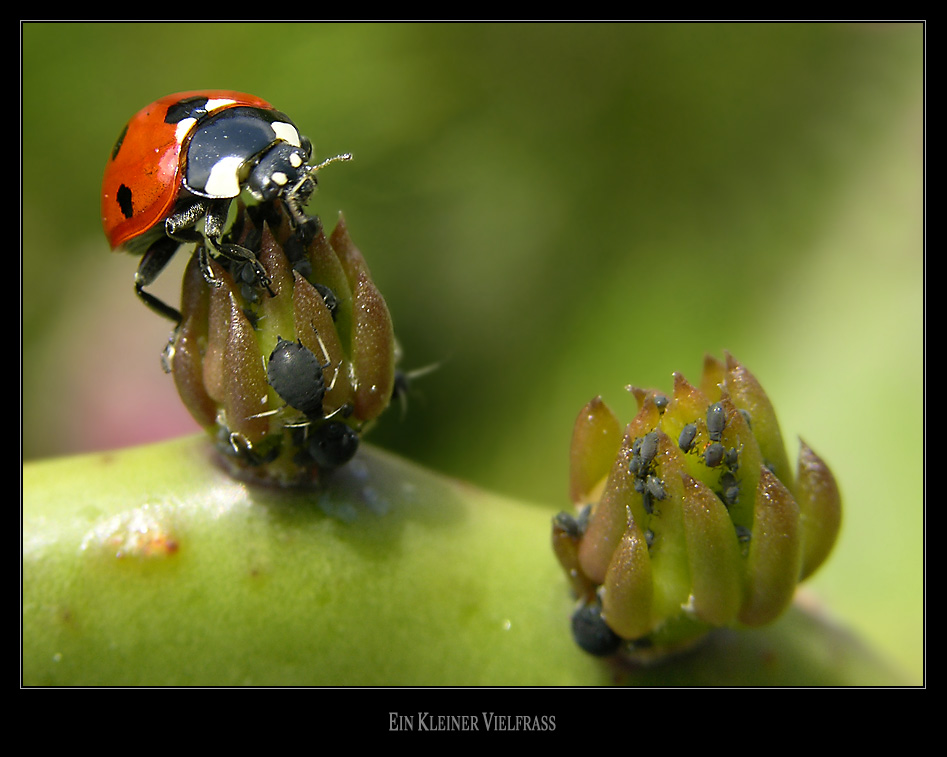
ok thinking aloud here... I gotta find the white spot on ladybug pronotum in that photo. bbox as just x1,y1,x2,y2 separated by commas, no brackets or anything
204,156,245,197
271,121,302,147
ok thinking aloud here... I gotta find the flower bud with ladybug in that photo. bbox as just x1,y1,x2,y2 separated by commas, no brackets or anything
101,90,351,322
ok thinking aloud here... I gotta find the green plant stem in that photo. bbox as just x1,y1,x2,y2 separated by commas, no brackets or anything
23,435,905,686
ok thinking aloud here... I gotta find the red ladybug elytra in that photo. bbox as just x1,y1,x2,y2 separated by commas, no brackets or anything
101,90,350,321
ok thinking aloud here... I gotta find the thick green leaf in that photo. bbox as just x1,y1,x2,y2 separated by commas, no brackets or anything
23,436,907,686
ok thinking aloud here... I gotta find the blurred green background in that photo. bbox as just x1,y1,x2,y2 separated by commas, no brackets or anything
22,22,923,682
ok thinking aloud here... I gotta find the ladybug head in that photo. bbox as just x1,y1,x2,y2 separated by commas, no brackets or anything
245,137,314,204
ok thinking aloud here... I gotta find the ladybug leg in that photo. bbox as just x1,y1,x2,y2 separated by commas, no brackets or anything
135,235,183,323
281,173,322,247
196,245,216,288
283,173,316,227
164,198,209,243
202,199,276,297
164,198,218,285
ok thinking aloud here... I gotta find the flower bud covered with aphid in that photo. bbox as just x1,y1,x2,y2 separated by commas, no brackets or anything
553,353,841,660
166,203,397,485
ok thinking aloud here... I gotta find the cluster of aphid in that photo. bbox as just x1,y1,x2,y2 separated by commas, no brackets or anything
622,401,748,555
553,354,842,660
681,402,750,539
102,91,397,482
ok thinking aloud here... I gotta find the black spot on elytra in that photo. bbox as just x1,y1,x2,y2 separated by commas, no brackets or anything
117,183,133,219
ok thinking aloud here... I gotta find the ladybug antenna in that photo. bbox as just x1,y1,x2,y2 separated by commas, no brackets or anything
312,152,353,173
285,153,353,227
296,153,352,193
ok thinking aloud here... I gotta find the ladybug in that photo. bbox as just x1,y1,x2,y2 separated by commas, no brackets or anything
102,90,350,321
